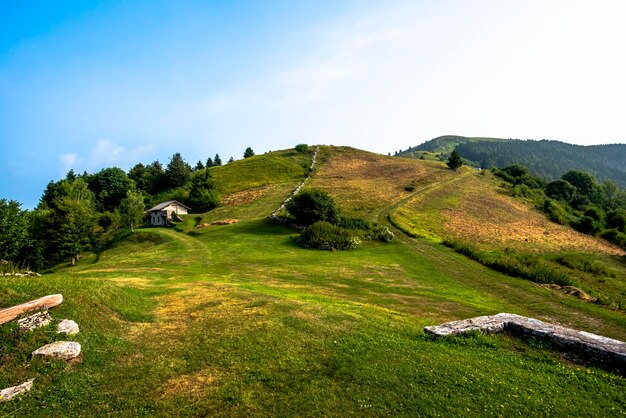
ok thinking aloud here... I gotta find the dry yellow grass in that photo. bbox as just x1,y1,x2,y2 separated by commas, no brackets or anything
443,173,624,254
221,186,269,207
394,170,625,255
310,147,449,219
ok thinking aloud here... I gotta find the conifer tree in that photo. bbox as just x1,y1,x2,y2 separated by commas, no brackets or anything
446,149,463,171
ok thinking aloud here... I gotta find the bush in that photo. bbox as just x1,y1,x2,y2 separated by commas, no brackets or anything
443,240,575,286
286,189,339,226
543,199,570,225
296,222,359,251
336,215,394,242
372,225,394,242
599,229,626,249
295,144,309,153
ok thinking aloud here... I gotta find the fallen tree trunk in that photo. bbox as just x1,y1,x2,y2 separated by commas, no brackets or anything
0,294,63,325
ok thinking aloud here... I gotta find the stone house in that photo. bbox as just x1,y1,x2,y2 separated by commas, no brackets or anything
147,200,191,227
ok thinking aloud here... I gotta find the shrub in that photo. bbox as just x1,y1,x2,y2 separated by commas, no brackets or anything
599,229,626,249
295,144,309,153
296,222,359,251
336,215,394,242
443,240,575,286
573,215,601,235
543,198,570,225
286,189,339,226
372,225,394,242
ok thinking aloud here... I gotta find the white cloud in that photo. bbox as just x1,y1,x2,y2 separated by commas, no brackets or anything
88,140,126,167
58,140,153,174
58,153,83,174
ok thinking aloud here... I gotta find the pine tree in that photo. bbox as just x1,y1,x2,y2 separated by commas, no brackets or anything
244,147,255,158
228,157,234,164
446,149,463,171
165,153,192,188
214,154,222,166
206,157,214,168
195,160,205,171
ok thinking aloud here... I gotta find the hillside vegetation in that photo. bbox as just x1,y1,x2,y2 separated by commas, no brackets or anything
1,146,625,416
398,135,626,186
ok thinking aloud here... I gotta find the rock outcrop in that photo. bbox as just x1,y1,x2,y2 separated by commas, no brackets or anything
425,313,626,370
0,379,34,402
32,341,81,360
57,319,79,336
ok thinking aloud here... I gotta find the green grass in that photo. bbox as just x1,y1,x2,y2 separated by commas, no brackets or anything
1,147,625,416
212,149,311,195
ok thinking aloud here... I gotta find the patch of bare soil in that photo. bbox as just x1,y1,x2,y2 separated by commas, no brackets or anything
211,219,239,225
221,187,268,207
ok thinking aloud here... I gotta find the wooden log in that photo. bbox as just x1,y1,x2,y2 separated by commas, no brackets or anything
0,294,63,325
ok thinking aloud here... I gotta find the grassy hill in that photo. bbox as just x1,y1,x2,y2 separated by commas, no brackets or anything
1,146,625,416
399,135,626,186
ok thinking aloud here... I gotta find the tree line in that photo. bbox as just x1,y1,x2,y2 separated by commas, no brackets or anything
456,140,626,187
0,147,256,270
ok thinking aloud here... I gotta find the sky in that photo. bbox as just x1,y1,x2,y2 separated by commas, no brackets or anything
1,0,626,208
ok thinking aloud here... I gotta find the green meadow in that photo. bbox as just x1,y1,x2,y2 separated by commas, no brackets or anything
1,148,625,416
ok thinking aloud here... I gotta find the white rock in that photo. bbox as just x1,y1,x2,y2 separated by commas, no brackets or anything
57,319,79,335
32,341,81,360
17,311,52,332
0,379,34,402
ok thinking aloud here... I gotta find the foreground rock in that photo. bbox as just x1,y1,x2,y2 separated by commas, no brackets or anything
0,379,34,402
425,313,626,371
57,319,79,335
18,311,52,332
32,341,81,360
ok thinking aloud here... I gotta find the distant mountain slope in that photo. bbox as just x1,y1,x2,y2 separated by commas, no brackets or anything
399,136,626,186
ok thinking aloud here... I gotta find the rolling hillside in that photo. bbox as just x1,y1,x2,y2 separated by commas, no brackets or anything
1,146,625,416
399,135,626,186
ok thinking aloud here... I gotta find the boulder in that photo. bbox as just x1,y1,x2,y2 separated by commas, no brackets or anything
57,319,79,335
32,341,81,360
0,379,34,402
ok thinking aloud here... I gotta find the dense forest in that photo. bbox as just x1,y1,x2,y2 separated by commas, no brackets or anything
0,150,247,271
398,136,626,187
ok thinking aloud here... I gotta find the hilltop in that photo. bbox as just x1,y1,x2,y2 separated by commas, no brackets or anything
398,135,626,186
1,146,625,416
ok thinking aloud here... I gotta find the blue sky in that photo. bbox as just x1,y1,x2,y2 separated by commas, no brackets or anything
2,0,626,208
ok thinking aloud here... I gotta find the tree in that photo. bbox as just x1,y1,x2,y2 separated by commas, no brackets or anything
0,199,30,262
214,154,222,166
120,189,145,232
205,157,214,168
295,144,309,153
286,189,339,226
243,147,255,158
188,170,219,213
88,167,132,212
146,161,166,194
545,179,576,202
165,153,192,189
561,170,602,203
194,160,205,171
38,178,98,266
446,149,463,171
228,157,234,164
